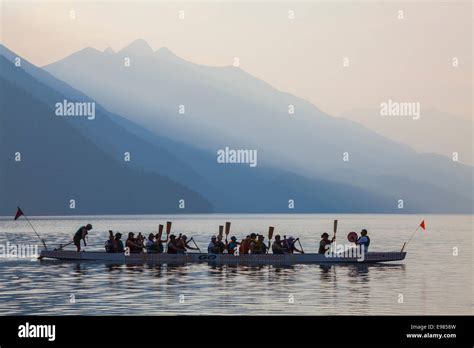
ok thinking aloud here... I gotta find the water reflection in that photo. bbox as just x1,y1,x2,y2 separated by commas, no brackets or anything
0,215,466,316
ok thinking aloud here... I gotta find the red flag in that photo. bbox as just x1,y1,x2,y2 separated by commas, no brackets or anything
14,207,24,220
419,220,426,230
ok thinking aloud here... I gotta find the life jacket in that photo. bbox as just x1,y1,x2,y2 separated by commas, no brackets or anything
167,241,178,254
146,240,158,253
252,240,267,254
227,242,237,254
157,242,164,253
115,240,124,253
239,240,250,254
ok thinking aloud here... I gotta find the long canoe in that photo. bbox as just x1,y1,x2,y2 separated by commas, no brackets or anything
39,250,406,265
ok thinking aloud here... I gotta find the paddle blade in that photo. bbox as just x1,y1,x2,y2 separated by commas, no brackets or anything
333,220,338,234
157,224,164,239
166,221,172,234
218,225,224,236
225,222,231,235
268,226,274,240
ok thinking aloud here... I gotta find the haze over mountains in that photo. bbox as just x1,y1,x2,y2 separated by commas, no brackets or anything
42,39,472,213
339,108,473,166
1,44,401,215
0,40,472,214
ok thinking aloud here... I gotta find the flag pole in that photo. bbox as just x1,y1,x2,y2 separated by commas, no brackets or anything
16,207,47,250
401,223,423,252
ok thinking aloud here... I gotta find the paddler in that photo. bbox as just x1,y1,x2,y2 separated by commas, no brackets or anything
126,232,143,253
73,223,92,252
146,233,158,253
105,230,115,253
239,235,251,254
271,235,288,254
176,235,199,254
226,236,240,254
207,236,221,254
355,229,370,252
216,235,226,253
250,234,267,254
114,232,124,253
153,233,168,253
318,232,335,254
283,236,304,254
167,235,180,254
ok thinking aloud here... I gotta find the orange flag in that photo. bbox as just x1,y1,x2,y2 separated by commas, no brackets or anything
419,220,426,230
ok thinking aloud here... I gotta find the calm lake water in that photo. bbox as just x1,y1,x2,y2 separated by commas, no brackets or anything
0,214,471,315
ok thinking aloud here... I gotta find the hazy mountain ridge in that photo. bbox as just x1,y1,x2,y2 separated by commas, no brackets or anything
42,40,472,213
0,55,213,215
1,41,471,213
339,108,473,166
0,45,409,214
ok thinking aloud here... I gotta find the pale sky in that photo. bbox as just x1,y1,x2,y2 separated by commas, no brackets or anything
0,0,472,121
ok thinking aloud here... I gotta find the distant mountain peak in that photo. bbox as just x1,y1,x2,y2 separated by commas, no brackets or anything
154,46,179,60
118,39,153,56
103,47,115,54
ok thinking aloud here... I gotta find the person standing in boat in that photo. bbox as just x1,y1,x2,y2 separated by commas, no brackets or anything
355,229,370,253
73,224,92,252
126,232,143,253
318,232,335,254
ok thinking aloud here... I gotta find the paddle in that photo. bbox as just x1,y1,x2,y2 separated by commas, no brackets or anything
297,238,305,254
56,240,74,251
333,219,338,241
164,221,172,252
266,226,274,253
156,224,164,240
219,225,224,237
190,237,202,252
225,222,231,239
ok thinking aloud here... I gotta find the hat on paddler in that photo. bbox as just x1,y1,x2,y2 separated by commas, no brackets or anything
321,232,329,238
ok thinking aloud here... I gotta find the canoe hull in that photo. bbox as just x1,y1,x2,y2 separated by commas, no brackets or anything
39,250,406,265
